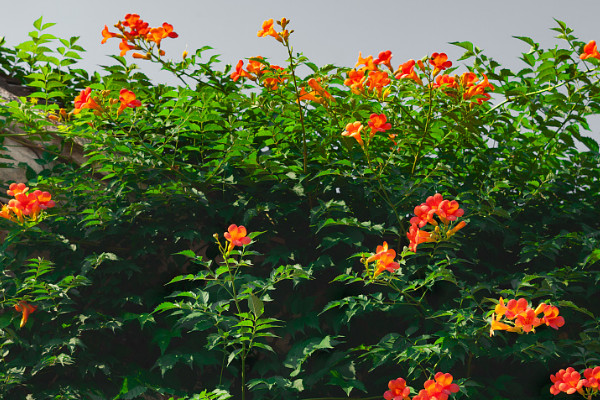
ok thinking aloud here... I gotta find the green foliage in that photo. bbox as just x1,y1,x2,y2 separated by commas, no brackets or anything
0,15,599,399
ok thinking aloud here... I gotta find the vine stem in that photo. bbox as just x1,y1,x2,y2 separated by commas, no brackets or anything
284,40,309,174
411,82,434,175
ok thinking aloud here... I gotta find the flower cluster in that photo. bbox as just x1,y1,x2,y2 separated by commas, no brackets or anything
73,87,142,116
231,57,287,90
257,18,293,44
407,193,466,252
432,71,494,103
580,40,600,61
365,241,400,278
0,183,55,223
460,72,495,103
341,113,392,147
14,301,37,328
102,13,178,59
490,297,565,336
384,372,460,400
344,51,395,96
550,366,600,397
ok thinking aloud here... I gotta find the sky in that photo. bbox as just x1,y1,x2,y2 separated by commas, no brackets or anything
1,0,600,142
2,0,600,84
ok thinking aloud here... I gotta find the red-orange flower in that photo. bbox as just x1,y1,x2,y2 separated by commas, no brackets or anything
550,367,585,395
366,241,400,278
375,50,393,71
462,73,494,104
423,372,460,400
365,70,391,94
395,59,423,85
356,52,378,71
7,183,28,197
298,78,334,105
432,74,458,90
117,89,142,115
583,367,600,389
224,224,251,252
491,297,564,336
246,57,266,76
14,301,37,328
122,13,150,37
580,40,600,61
368,113,391,138
73,87,103,115
429,52,452,75
539,304,565,330
341,121,364,146
262,65,287,90
407,193,466,252
366,241,392,263
407,224,433,252
231,60,250,81
119,39,140,56
0,204,14,222
373,251,400,278
384,377,411,400
257,19,279,38
101,25,121,44
344,69,366,93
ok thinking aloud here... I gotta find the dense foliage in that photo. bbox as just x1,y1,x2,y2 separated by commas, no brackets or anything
0,15,599,400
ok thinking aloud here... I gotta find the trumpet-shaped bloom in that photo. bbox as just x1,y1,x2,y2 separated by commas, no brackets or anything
101,25,120,44
298,78,334,104
224,224,251,252
384,377,411,400
423,372,460,400
344,69,366,93
7,183,28,196
366,241,391,263
366,70,391,94
231,60,250,81
368,113,392,138
118,39,139,56
257,19,278,38
73,87,103,114
539,304,565,330
462,73,494,104
407,223,433,252
373,251,400,278
583,367,600,389
247,57,267,76
356,52,378,71
395,59,423,85
341,121,364,146
433,74,458,90
153,22,178,42
0,204,14,222
122,13,150,37
429,52,452,75
366,241,400,278
550,367,585,395
14,301,37,328
580,40,600,60
505,298,529,319
118,89,142,115
375,50,393,70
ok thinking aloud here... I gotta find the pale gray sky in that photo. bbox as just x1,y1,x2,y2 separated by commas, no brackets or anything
2,0,600,143
2,0,599,84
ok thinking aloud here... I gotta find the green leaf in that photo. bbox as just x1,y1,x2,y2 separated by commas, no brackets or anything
248,294,264,318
